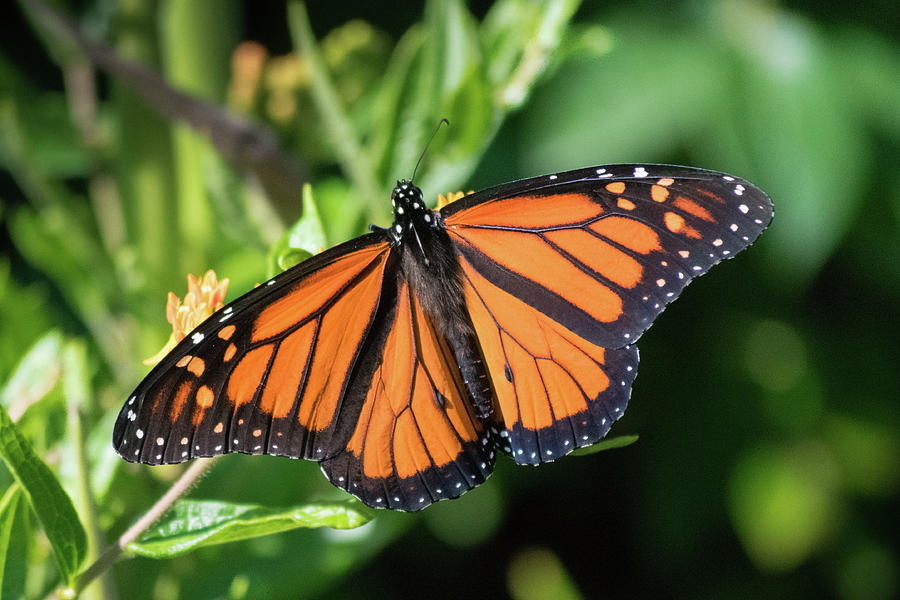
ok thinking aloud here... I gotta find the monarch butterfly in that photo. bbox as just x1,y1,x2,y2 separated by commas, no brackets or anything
114,163,773,511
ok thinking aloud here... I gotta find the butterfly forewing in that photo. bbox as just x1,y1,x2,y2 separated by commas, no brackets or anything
443,164,772,349
113,236,393,465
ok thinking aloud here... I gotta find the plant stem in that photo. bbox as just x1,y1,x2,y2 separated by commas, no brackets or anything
160,0,240,271
64,342,115,600
69,459,214,597
287,1,383,218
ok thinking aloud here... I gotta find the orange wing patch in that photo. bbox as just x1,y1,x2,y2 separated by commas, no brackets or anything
321,281,493,511
445,193,601,229
452,226,624,323
252,245,386,342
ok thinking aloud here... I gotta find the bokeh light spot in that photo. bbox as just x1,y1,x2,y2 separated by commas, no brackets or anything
728,443,841,572
744,319,808,392
507,546,583,600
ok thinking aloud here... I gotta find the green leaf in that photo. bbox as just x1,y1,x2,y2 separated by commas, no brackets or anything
0,485,24,593
0,330,64,419
128,499,374,558
0,404,86,584
267,184,327,277
570,434,639,457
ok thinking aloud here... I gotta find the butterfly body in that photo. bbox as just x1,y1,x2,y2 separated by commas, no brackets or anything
115,164,773,511
385,180,496,421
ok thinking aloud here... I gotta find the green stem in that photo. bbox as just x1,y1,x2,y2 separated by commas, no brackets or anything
70,459,215,597
287,1,383,218
159,0,240,271
63,342,115,600
113,0,180,295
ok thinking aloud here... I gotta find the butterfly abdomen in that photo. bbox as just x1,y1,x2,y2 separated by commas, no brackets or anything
398,212,495,420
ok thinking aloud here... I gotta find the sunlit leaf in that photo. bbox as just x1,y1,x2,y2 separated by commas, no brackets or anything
0,405,86,583
129,499,374,558
0,331,63,420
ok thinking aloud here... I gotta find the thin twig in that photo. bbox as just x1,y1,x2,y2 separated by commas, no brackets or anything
69,459,215,596
20,0,306,217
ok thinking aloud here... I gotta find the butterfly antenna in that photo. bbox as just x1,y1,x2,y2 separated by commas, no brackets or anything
411,118,450,183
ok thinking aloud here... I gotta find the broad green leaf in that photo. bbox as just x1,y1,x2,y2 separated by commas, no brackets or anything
0,331,63,419
0,404,86,583
728,19,866,288
520,22,725,172
570,435,639,457
129,499,374,558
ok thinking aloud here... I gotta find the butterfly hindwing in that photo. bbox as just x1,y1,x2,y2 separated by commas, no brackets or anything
321,278,494,511
459,256,640,464
113,236,393,465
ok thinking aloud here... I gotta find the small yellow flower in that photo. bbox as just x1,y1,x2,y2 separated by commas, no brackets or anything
436,190,474,210
143,270,230,366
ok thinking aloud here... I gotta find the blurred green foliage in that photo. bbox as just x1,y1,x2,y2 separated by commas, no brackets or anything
0,0,897,599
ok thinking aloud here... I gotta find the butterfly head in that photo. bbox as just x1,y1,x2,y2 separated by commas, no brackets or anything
389,179,434,243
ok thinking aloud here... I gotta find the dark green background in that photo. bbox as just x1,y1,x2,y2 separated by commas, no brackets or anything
1,1,897,599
